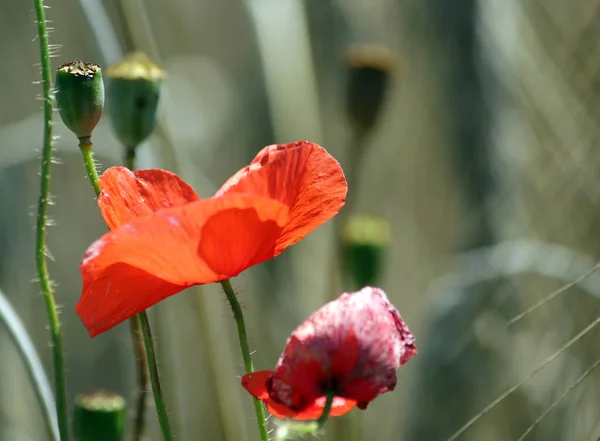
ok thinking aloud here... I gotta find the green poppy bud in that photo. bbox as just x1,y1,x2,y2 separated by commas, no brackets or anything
342,214,391,288
73,391,126,441
55,61,105,142
106,52,166,150
342,45,400,135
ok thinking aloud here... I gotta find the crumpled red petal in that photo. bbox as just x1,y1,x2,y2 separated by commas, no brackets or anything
77,194,289,337
241,370,273,401
98,167,200,230
216,141,347,254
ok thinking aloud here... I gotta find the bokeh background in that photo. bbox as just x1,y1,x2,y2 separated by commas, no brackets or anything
2,0,600,440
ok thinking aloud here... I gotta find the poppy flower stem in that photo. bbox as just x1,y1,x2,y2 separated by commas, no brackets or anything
138,311,175,441
79,141,174,441
78,141,102,197
121,146,150,441
219,279,270,441
316,391,335,429
33,0,71,440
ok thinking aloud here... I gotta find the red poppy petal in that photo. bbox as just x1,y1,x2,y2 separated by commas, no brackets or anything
331,327,360,379
266,396,356,420
241,371,273,401
77,193,288,337
215,141,347,254
98,167,200,229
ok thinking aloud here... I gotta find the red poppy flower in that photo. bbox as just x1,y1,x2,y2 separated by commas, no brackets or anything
76,141,347,337
242,286,417,420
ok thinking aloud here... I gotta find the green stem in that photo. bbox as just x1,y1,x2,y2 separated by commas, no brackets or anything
33,0,71,440
124,145,137,170
219,279,269,441
79,140,173,441
316,392,335,429
78,141,102,196
129,313,149,441
138,311,175,441
121,145,149,441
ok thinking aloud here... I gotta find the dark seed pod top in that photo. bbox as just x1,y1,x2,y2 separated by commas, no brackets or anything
55,61,105,142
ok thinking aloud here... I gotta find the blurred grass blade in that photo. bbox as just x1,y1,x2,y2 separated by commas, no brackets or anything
517,353,600,441
508,262,600,325
0,288,59,441
446,314,600,441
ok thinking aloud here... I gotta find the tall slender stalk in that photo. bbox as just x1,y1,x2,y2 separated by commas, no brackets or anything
78,140,174,441
32,0,71,439
122,146,150,441
138,312,175,441
219,279,269,441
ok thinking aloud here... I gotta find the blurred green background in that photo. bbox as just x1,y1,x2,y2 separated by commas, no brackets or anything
2,0,600,440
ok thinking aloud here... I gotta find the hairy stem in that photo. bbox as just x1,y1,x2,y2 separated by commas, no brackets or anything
78,141,102,196
32,0,71,439
220,279,269,441
79,140,174,441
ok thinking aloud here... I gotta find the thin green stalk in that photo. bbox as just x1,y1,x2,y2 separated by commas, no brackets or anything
128,310,149,441
316,392,334,429
33,0,71,440
79,140,174,441
124,146,137,170
220,279,269,441
138,311,175,441
78,141,101,196
122,145,150,441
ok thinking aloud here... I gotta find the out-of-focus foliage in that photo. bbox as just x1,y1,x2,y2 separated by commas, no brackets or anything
1,0,600,440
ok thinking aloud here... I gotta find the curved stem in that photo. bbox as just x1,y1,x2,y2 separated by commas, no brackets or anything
122,145,150,441
79,140,174,441
78,141,102,196
316,391,334,429
32,0,71,439
219,279,269,441
0,289,60,441
138,311,175,441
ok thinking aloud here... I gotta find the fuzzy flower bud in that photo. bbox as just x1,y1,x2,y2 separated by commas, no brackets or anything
342,214,391,288
343,45,400,135
55,61,104,141
106,52,166,150
73,391,126,441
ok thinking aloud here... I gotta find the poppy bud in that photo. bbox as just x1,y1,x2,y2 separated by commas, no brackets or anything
106,52,166,150
342,214,391,288
342,45,400,135
55,61,105,142
73,391,126,441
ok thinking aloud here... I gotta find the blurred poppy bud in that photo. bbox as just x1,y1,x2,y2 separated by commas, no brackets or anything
55,61,104,142
106,52,166,150
73,391,126,441
343,45,400,135
342,214,391,288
